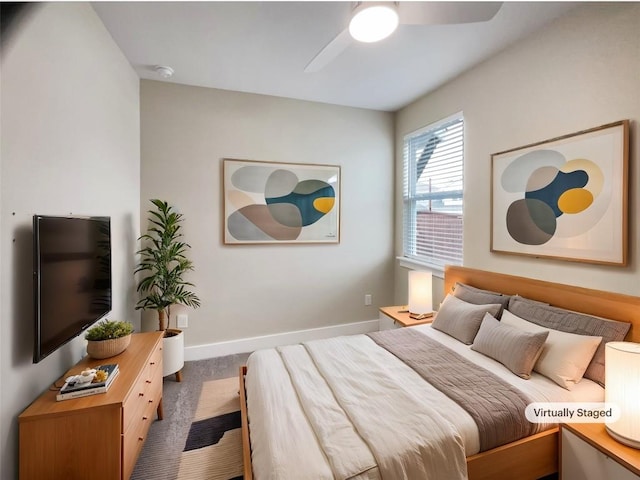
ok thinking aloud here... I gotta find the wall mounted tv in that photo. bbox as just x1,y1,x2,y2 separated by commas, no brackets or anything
33,215,112,363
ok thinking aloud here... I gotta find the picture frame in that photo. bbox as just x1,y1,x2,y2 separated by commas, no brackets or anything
491,120,629,265
223,158,340,244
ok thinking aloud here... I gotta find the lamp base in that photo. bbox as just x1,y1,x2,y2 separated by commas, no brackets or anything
606,425,640,449
409,311,434,320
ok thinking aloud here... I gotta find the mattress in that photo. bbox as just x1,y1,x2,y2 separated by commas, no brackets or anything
245,325,604,480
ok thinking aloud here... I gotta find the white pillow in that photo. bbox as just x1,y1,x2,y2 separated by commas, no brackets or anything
501,309,602,390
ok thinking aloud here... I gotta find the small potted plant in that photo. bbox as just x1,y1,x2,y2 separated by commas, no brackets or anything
85,319,134,359
135,199,201,381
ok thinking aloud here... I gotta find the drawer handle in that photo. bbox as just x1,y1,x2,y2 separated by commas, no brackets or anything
138,437,144,442
150,362,156,365
146,380,152,384
148,399,154,404
142,416,148,420
139,392,144,397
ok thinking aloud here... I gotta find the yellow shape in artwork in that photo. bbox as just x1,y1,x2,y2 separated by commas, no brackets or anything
313,197,335,214
558,188,594,214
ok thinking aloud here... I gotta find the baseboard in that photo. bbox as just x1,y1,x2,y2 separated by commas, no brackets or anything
184,318,380,361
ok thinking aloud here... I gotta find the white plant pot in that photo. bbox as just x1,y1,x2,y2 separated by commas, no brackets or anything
162,328,184,377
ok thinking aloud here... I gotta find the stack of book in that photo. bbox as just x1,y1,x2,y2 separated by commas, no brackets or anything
56,364,119,401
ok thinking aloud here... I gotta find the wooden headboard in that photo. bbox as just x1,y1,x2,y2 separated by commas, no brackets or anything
444,266,640,343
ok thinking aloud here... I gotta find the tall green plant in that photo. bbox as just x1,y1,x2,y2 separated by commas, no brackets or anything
135,199,201,331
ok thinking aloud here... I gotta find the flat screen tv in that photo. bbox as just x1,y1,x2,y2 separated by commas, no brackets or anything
33,215,112,363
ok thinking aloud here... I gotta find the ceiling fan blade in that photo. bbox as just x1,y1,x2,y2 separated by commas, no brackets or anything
304,29,352,73
398,2,503,26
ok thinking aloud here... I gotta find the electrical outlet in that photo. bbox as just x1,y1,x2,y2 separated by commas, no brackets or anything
177,314,188,328
364,294,372,306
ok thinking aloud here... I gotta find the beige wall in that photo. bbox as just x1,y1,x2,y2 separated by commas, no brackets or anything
395,3,640,303
0,4,140,478
140,81,395,349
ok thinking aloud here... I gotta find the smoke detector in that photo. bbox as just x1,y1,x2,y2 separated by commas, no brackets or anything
154,65,174,79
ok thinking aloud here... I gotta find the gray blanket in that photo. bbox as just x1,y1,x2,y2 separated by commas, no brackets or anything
368,328,535,452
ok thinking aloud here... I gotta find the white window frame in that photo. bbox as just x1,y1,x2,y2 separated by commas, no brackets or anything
401,112,464,276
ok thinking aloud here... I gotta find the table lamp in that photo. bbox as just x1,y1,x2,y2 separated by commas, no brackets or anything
605,341,640,449
408,270,433,320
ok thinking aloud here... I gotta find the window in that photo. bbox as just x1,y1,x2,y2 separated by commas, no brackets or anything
402,114,464,270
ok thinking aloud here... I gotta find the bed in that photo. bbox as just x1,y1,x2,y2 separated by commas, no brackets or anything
239,266,640,480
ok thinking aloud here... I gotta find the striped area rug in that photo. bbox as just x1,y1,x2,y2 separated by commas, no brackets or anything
177,377,244,480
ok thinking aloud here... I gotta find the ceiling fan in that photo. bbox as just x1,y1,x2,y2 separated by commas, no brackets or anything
305,2,503,73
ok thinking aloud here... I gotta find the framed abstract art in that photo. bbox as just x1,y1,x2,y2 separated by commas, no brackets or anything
491,120,629,265
223,158,340,244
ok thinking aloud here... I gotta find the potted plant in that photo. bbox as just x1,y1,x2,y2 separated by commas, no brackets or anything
135,199,201,381
85,319,134,359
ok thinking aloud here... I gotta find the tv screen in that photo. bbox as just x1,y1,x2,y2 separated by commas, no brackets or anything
33,215,112,363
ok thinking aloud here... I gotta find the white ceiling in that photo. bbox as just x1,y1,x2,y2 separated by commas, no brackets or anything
93,1,578,112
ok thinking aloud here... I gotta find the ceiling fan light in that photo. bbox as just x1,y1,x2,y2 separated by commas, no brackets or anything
349,4,399,43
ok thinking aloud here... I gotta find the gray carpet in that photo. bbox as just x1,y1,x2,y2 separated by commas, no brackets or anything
131,352,250,480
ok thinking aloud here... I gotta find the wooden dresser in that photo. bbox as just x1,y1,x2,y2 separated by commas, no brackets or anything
19,331,164,480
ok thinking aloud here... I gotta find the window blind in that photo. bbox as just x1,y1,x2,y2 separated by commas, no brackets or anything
403,115,464,269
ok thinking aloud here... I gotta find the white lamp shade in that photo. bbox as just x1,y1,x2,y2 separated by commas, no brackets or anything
408,270,432,315
605,341,640,449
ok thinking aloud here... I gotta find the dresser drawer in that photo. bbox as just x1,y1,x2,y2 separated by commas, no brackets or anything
148,342,162,372
122,344,162,431
123,371,151,430
122,370,161,479
121,338,163,478
122,407,154,480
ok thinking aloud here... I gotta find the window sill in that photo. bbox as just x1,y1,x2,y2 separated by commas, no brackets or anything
396,257,445,279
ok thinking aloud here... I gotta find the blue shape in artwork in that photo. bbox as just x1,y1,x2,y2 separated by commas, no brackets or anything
266,185,335,227
525,170,588,218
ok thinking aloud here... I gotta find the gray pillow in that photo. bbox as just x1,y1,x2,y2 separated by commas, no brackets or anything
432,295,501,344
472,313,549,379
507,296,631,386
508,294,550,307
452,282,511,318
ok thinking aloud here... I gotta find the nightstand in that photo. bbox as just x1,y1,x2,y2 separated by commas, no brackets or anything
378,305,434,330
561,423,640,480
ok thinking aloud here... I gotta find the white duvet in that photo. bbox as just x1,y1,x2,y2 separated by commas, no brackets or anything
245,325,604,480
